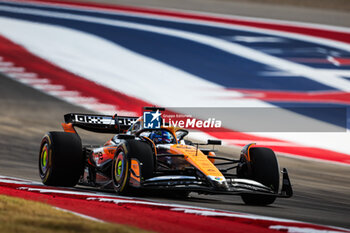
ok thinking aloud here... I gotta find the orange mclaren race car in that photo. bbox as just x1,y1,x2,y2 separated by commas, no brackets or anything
39,107,292,205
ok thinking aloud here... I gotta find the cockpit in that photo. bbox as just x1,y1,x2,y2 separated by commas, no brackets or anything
124,115,189,145
139,130,176,144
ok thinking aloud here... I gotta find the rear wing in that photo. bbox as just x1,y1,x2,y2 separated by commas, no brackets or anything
63,113,138,134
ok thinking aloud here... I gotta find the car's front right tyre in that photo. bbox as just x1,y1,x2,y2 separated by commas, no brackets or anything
112,140,154,195
238,147,280,205
112,148,131,194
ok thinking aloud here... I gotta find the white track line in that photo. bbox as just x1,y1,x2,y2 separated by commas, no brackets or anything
8,72,38,78
1,6,350,92
54,207,104,222
0,66,25,72
0,57,120,114
0,61,14,67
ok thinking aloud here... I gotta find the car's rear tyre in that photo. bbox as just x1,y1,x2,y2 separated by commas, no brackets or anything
112,140,154,195
39,132,84,186
239,147,280,205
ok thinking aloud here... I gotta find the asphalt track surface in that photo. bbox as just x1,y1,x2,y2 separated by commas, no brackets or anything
80,0,350,27
0,74,350,229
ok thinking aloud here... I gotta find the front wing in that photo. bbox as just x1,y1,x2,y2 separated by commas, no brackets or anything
136,168,293,198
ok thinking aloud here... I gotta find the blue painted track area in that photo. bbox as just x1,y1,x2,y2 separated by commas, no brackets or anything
0,1,349,130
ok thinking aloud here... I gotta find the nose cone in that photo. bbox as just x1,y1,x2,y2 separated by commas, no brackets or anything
208,176,229,190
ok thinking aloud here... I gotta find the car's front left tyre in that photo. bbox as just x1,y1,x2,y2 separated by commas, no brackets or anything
39,132,84,186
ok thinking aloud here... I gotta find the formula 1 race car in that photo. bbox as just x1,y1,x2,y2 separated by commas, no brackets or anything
39,107,293,205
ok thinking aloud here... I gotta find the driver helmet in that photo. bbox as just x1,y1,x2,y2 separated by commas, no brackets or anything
149,130,172,144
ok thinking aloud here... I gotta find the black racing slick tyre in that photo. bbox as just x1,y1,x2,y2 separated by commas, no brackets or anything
39,132,84,187
112,140,154,195
240,147,280,206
